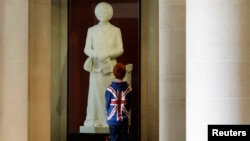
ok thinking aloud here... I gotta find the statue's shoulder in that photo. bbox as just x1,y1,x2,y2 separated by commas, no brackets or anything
88,24,120,32
110,24,120,30
107,24,121,34
86,25,99,34
88,25,98,30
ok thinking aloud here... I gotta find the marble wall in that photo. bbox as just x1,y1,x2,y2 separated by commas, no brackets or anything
159,0,186,141
3,0,250,141
29,0,51,141
186,1,250,141
141,0,159,140
51,0,67,141
0,0,28,141
0,0,186,141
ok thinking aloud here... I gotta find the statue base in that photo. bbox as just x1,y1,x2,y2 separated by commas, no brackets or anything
79,126,109,133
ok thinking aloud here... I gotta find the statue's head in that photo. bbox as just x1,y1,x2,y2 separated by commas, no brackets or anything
95,2,113,21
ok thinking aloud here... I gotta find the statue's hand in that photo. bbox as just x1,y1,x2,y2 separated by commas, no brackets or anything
90,51,98,58
98,54,109,61
97,51,110,61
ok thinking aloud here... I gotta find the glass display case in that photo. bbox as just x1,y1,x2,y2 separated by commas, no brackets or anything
67,0,140,140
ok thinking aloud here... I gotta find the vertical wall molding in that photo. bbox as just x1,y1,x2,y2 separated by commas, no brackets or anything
28,0,51,141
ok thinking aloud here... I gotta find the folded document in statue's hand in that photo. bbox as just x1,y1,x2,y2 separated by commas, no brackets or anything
102,58,113,74
83,57,92,72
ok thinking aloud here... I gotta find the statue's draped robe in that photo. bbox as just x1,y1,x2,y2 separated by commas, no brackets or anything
84,23,124,127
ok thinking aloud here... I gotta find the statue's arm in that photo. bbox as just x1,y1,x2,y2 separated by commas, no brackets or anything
109,29,124,58
84,28,96,58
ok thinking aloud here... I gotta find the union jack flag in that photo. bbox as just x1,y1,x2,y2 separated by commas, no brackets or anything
107,86,132,121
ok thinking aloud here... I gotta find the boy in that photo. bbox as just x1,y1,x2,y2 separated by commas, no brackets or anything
105,63,132,141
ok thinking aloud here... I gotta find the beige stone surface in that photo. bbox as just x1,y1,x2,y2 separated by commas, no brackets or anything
0,1,28,141
186,1,250,141
28,1,51,141
159,0,186,141
0,0,187,141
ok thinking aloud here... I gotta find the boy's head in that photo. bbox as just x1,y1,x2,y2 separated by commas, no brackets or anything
113,63,126,80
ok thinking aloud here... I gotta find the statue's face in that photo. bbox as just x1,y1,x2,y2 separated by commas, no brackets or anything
96,8,110,22
95,2,113,22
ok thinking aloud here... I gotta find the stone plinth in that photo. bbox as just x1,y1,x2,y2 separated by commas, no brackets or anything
79,126,109,133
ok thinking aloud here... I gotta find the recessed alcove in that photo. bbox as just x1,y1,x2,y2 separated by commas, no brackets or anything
50,0,159,141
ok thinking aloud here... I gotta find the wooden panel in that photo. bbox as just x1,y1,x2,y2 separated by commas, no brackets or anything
68,0,140,140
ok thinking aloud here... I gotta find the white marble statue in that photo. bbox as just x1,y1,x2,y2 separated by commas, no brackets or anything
83,2,124,127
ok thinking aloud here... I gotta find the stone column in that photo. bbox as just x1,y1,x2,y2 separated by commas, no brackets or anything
29,0,51,141
159,0,186,141
0,0,29,141
186,0,250,141
141,0,159,140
